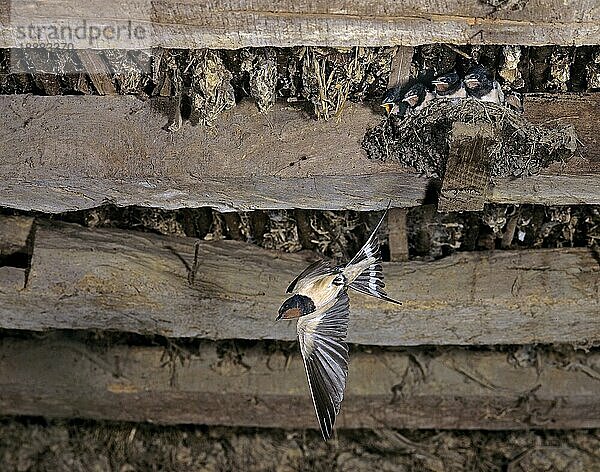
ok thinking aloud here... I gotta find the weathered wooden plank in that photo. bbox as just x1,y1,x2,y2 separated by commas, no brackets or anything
524,93,600,166
387,47,413,89
0,176,425,213
0,94,598,212
76,51,117,95
491,173,600,205
0,95,414,212
385,47,416,255
438,123,496,212
1,336,600,429
0,219,598,345
1,0,599,48
0,215,33,256
387,208,409,262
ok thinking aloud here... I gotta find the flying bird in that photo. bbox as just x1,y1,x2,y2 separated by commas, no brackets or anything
276,209,402,440
464,64,505,104
432,71,467,101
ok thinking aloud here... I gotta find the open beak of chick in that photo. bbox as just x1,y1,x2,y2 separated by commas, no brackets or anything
382,102,400,115
464,77,480,88
432,80,449,93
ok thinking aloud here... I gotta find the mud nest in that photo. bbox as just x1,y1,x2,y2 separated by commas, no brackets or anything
363,99,578,179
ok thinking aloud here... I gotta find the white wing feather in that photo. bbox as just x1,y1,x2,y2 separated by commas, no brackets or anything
297,292,350,440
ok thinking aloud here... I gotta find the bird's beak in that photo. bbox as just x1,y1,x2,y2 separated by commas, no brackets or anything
381,103,393,115
403,96,419,108
432,80,448,92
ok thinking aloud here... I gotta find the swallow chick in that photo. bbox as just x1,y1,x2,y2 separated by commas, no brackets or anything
464,64,505,104
381,85,405,116
432,71,467,101
402,82,435,115
277,209,402,440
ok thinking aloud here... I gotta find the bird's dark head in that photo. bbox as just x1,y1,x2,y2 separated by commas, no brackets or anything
464,65,493,96
276,294,316,321
432,71,460,95
381,85,404,115
402,83,426,108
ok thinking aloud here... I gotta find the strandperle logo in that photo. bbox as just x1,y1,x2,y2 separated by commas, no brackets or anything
14,20,148,48
5,0,154,74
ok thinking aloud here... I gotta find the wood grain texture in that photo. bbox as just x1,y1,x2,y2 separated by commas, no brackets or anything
2,0,599,48
0,94,598,212
76,51,117,95
1,219,598,346
387,208,409,262
438,123,495,212
0,215,33,256
2,336,600,429
0,216,32,291
524,93,600,167
387,47,413,89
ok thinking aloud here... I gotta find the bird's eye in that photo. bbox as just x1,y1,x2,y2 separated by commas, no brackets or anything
332,275,345,286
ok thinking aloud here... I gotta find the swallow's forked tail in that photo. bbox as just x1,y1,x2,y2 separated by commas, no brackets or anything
345,207,402,306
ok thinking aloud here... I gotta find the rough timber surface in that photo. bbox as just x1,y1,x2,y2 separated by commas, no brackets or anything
1,0,599,48
1,336,600,429
0,94,599,212
438,123,496,212
1,218,598,346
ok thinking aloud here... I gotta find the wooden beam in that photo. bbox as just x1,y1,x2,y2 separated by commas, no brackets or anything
76,51,117,95
0,94,598,212
0,95,413,212
387,209,410,262
438,122,496,212
1,218,598,346
385,48,413,261
0,215,32,256
0,216,33,290
387,47,413,89
2,336,600,429
2,0,599,48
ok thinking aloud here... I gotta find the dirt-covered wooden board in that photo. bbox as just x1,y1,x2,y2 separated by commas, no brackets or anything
1,0,599,48
1,219,598,346
0,215,32,256
1,336,600,429
524,93,600,166
438,123,496,212
0,94,599,212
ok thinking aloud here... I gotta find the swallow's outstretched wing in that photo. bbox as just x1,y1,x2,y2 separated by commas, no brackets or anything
297,291,350,440
347,208,388,267
286,259,334,293
346,209,402,305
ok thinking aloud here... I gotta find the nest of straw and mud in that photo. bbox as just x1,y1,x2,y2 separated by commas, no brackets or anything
363,99,578,179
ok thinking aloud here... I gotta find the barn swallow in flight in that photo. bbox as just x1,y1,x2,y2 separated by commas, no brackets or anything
432,71,467,101
276,209,402,440
464,64,505,104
